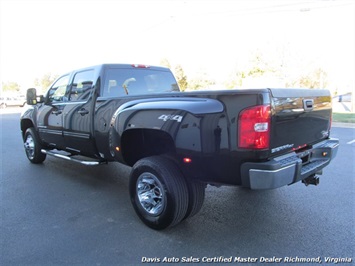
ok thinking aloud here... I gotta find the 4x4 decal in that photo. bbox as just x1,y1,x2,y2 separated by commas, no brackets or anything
158,114,183,123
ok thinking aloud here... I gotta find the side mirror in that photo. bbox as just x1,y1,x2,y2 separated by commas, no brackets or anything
26,88,44,105
26,88,37,105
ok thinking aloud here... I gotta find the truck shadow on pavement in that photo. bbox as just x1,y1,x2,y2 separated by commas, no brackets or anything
42,155,305,235
20,155,344,261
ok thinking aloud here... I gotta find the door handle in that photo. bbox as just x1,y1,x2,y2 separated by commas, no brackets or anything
78,108,89,116
52,110,62,115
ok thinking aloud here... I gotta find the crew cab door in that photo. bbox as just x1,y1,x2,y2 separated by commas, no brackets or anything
62,69,96,155
37,74,70,148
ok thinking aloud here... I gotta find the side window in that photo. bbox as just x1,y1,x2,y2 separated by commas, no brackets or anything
47,75,70,103
69,70,94,101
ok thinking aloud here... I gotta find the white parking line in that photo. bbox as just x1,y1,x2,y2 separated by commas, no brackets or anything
347,139,355,144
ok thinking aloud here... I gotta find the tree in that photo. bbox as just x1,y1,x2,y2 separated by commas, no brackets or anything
225,52,281,89
174,65,188,91
159,59,189,91
224,71,245,89
2,81,21,93
34,73,58,93
287,68,328,88
188,70,215,91
159,58,171,69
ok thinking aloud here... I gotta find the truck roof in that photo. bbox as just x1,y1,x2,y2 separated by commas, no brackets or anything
73,64,171,73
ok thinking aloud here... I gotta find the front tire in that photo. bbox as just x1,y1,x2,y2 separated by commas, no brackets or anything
24,128,46,164
129,156,189,230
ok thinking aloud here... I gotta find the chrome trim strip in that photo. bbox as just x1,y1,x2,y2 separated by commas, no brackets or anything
63,131,90,139
41,149,104,166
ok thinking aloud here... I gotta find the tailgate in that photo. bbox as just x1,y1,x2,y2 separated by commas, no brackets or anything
269,88,332,155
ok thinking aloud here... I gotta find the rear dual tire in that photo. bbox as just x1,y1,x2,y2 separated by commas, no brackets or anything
129,156,205,230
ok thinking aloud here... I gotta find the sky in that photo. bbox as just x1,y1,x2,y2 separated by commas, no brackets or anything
1,0,354,93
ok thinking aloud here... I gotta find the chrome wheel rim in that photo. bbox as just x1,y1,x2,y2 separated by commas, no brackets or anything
137,173,165,216
24,135,35,160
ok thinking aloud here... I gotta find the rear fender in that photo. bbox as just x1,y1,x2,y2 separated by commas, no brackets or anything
108,98,224,164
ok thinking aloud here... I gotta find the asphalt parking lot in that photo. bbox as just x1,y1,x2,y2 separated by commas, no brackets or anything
1,108,354,265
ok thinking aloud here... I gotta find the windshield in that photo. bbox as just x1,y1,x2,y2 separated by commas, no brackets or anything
102,68,179,97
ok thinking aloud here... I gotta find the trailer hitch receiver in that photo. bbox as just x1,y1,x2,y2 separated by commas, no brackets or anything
302,175,320,186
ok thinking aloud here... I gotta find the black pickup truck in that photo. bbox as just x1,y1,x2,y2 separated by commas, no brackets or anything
21,64,339,229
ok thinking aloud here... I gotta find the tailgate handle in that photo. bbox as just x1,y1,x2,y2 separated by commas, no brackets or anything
303,99,314,111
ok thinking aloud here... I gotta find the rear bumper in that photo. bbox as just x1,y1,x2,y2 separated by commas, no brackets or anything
241,138,339,189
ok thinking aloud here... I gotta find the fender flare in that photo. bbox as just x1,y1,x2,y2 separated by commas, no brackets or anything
108,97,225,161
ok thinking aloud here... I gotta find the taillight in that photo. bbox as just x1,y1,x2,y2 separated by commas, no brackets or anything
238,105,271,149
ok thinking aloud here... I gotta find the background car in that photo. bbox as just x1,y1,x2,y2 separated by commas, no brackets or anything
0,95,26,108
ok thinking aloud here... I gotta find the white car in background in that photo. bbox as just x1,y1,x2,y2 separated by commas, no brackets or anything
0,95,26,108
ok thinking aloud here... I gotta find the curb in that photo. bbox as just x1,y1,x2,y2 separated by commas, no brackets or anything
332,122,355,128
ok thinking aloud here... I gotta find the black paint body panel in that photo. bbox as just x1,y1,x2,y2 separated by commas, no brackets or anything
20,64,336,187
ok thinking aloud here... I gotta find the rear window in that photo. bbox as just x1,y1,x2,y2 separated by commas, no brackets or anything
102,68,179,97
